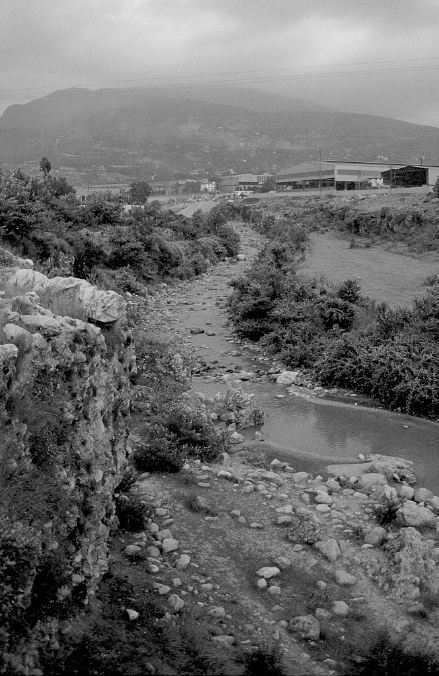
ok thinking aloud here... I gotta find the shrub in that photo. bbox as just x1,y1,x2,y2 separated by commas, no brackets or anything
373,494,404,526
113,266,146,295
341,631,439,676
115,494,149,531
240,644,289,676
217,224,240,257
134,424,186,473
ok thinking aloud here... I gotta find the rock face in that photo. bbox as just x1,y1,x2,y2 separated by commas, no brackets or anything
0,267,133,655
6,269,126,323
387,527,439,599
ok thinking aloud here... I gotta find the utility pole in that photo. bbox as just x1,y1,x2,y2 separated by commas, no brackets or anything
320,153,324,194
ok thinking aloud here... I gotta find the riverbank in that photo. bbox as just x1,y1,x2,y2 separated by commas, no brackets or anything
110,221,439,673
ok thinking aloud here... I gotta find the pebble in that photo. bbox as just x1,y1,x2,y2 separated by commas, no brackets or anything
125,609,140,621
175,554,191,570
208,606,226,618
168,594,185,612
124,545,141,557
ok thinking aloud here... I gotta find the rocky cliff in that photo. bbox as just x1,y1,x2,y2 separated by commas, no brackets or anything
0,250,134,672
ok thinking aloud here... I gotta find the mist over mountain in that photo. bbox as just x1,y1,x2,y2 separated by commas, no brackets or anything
1,86,439,183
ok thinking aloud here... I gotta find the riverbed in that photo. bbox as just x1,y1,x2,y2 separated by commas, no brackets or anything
155,223,439,492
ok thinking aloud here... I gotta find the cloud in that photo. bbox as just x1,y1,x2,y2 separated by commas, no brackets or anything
0,0,439,125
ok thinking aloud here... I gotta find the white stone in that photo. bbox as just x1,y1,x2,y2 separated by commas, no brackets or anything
334,570,357,586
315,493,333,505
332,601,350,616
396,501,436,529
125,609,140,621
399,484,415,500
316,504,331,513
162,538,179,553
414,487,433,503
168,594,185,612
291,472,309,484
257,578,268,589
175,554,191,570
313,539,341,562
358,473,387,490
275,504,293,514
124,545,141,556
276,371,299,385
256,566,281,579
268,586,281,596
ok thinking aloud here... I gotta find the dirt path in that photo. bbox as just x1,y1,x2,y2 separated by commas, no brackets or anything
301,231,439,307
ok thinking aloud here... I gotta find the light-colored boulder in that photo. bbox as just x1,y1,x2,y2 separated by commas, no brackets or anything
229,431,245,444
20,314,64,337
396,501,436,529
274,557,292,570
288,615,320,640
2,323,33,349
256,566,281,579
358,473,387,490
315,492,333,505
276,371,299,385
0,344,18,360
399,484,415,499
291,472,309,484
332,601,350,616
162,538,179,553
363,527,387,547
7,268,51,292
334,570,357,586
168,594,185,612
175,554,191,570
313,539,341,562
414,487,433,504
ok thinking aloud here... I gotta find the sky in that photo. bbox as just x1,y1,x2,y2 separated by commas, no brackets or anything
1,0,439,126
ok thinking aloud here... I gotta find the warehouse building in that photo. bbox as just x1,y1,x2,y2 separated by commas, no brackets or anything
276,161,406,191
220,173,273,191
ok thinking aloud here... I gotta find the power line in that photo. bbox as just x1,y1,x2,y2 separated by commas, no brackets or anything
1,56,439,99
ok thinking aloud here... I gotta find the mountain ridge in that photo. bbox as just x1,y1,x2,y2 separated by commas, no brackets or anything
1,86,439,182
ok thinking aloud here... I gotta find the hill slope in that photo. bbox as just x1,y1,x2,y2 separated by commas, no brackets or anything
1,86,439,182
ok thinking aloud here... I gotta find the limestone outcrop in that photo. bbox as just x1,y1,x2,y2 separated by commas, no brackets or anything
0,262,134,668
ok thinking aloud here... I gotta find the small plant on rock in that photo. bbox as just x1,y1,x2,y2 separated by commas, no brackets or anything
373,494,403,527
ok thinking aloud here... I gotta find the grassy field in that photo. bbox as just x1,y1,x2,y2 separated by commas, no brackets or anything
300,230,439,307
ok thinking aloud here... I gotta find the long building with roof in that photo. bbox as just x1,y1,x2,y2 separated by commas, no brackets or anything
276,160,439,191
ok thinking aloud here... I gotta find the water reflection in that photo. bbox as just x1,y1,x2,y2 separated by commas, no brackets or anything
194,377,439,492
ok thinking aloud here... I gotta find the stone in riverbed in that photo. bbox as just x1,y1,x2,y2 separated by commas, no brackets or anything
313,539,341,562
288,615,320,640
334,570,357,586
396,501,436,529
162,538,179,553
276,371,299,385
256,566,281,579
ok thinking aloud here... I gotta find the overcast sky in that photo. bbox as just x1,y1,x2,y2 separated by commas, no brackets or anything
1,0,439,126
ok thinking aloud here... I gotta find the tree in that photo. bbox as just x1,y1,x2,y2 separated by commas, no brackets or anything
259,176,276,193
39,157,51,178
129,180,153,204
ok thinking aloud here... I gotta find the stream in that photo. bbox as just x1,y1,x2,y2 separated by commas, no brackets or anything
158,223,439,493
